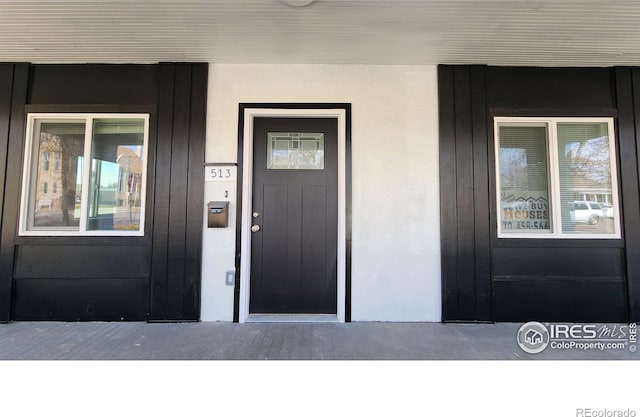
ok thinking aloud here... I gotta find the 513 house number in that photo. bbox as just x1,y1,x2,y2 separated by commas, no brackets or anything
210,168,231,179
205,165,236,182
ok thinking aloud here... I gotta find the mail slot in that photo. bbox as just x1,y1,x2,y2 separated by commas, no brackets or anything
207,201,229,228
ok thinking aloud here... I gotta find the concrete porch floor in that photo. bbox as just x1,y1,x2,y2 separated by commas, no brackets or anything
0,321,637,360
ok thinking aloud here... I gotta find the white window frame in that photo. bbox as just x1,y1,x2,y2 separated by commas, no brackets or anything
20,113,150,236
494,117,621,239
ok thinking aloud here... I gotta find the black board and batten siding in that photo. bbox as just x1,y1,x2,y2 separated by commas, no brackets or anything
0,63,207,322
439,65,640,323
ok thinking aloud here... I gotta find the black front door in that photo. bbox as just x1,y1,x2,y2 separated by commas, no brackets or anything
249,117,338,314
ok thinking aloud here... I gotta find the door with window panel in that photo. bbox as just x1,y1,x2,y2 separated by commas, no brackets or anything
250,117,338,314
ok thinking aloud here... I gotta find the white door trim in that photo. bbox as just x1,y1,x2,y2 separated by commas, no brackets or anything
239,107,347,323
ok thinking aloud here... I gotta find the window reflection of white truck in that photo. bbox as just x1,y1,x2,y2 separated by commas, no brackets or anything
600,203,614,219
569,201,612,225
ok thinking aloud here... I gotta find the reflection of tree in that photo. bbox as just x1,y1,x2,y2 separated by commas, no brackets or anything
500,149,528,189
60,137,83,226
557,124,612,232
116,147,143,226
499,126,548,193
500,148,547,192
562,136,610,187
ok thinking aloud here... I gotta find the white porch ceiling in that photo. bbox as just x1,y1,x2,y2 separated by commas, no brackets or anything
1,0,639,66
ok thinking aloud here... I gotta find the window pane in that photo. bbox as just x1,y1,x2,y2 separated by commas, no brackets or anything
557,123,615,235
88,118,145,231
267,132,324,169
498,125,551,233
31,122,85,229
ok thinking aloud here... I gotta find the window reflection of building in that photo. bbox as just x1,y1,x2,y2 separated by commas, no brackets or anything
34,134,63,218
88,120,145,231
42,151,50,171
33,126,84,228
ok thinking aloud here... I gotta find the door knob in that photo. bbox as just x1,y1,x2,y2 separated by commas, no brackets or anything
251,224,261,233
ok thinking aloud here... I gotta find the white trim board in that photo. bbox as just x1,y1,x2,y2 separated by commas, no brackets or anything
239,107,347,323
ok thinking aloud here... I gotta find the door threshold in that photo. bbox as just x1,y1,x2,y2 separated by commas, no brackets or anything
246,314,340,323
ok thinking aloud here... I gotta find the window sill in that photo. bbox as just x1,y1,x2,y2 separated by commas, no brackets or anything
14,235,151,246
492,237,625,248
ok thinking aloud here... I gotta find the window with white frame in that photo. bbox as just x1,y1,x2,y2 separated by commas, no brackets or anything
495,117,621,238
20,114,149,236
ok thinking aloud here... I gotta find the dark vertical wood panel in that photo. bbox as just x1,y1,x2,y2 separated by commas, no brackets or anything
0,64,14,322
29,65,158,105
0,64,29,322
149,63,175,320
14,245,151,278
0,65,13,231
5,64,161,322
438,65,459,320
487,67,615,110
622,67,640,321
442,65,625,323
493,246,624,276
492,243,626,322
0,63,204,322
150,63,206,321
183,63,207,320
486,66,627,322
166,63,192,319
453,66,476,319
13,278,148,321
470,66,492,321
493,279,626,323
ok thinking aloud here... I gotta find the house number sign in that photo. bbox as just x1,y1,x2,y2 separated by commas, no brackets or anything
205,165,236,182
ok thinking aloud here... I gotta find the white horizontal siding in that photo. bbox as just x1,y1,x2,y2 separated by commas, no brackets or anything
0,0,639,65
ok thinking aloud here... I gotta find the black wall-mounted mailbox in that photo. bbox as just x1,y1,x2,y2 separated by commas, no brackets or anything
207,201,229,228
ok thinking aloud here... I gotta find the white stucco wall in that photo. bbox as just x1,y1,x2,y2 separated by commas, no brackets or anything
201,64,441,322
